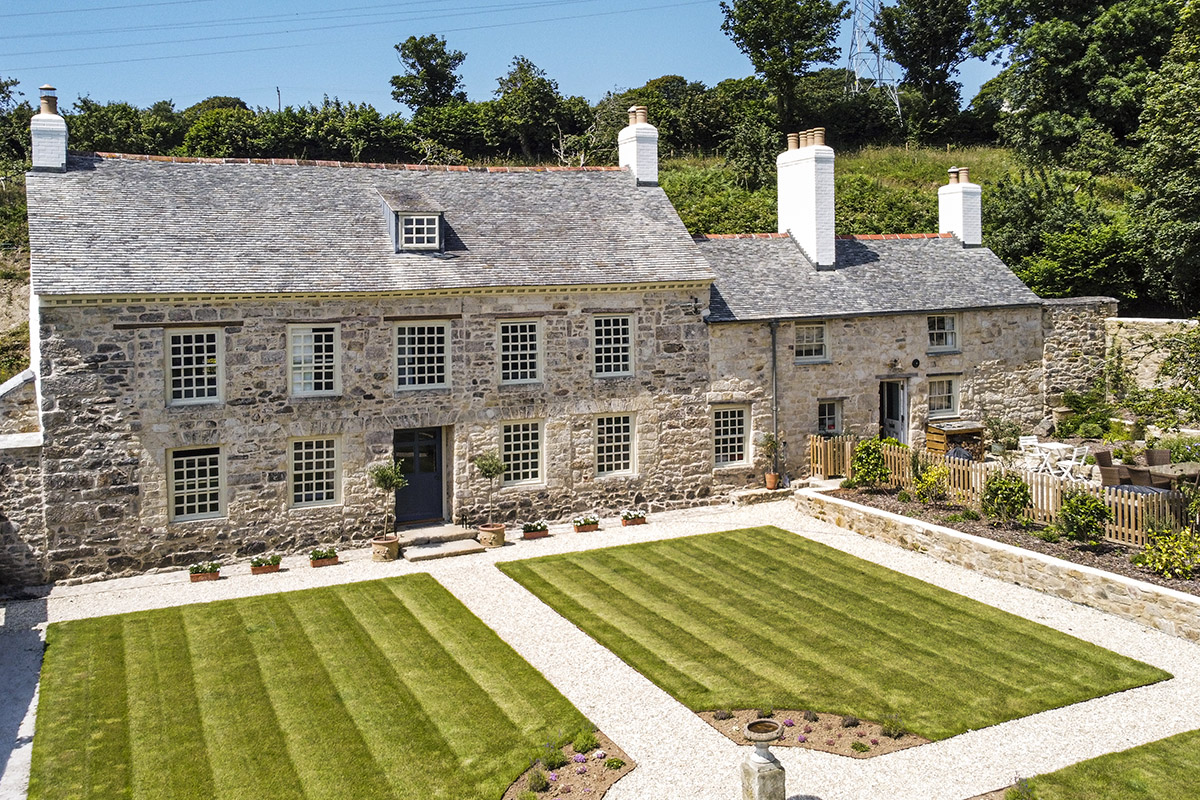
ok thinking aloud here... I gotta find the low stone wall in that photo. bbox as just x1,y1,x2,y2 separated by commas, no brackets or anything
0,435,47,586
0,370,39,436
794,489,1200,643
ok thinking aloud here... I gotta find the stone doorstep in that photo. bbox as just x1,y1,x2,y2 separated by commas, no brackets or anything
402,538,487,562
396,523,479,548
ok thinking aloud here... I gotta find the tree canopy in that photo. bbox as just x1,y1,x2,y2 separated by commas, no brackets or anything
390,34,467,115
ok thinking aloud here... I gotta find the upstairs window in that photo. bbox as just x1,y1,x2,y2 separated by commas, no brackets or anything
927,315,958,353
289,325,340,397
794,322,828,363
168,329,222,405
400,214,440,250
593,316,632,376
499,320,540,384
396,322,449,389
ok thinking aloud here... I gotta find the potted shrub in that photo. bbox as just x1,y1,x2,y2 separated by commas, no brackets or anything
309,546,339,568
760,432,782,490
367,458,408,561
621,509,647,526
250,553,282,575
473,450,508,548
522,520,550,540
573,515,599,533
189,561,220,582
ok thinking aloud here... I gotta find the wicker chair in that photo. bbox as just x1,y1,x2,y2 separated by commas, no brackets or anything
1146,448,1171,467
1098,466,1128,486
1093,450,1113,467
1126,466,1153,486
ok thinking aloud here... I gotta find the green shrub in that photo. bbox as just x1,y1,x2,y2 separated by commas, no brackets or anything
913,463,949,504
1076,422,1104,439
984,416,1023,450
755,707,774,718
1133,526,1200,579
803,709,819,722
713,709,733,720
850,438,891,488
840,477,858,489
572,730,598,754
528,768,549,792
851,740,870,752
1154,435,1200,464
540,746,568,770
897,489,912,503
880,713,906,739
604,758,626,770
1033,527,1061,543
1057,491,1112,546
840,714,859,727
960,508,981,521
981,472,1032,525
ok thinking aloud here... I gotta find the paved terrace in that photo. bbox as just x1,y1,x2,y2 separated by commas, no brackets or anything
2,498,1198,800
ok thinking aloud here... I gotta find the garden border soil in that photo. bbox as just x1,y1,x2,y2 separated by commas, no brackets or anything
501,730,634,800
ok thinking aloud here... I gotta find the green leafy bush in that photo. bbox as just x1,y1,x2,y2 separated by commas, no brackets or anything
527,768,550,793
604,758,625,770
982,472,1032,525
913,463,950,504
897,489,912,503
572,730,598,754
1033,527,1061,543
960,508,981,521
1076,422,1105,439
755,707,774,718
540,746,568,770
1154,435,1200,464
984,416,1022,449
850,438,891,488
880,713,906,739
1133,526,1200,579
851,740,870,753
1056,491,1112,546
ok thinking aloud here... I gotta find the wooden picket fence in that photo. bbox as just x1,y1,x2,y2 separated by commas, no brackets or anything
808,435,1185,548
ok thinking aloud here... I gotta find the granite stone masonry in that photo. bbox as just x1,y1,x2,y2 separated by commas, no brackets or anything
0,440,45,586
0,371,39,436
1041,297,1118,403
1106,316,1199,390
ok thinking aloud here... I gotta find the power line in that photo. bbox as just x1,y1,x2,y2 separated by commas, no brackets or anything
0,0,217,19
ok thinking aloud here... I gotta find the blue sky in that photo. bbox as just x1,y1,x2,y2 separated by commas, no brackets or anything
1,0,998,115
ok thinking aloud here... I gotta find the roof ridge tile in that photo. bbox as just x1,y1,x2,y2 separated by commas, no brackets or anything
74,151,627,173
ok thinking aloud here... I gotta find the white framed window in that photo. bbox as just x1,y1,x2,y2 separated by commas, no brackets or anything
927,314,958,352
593,316,633,377
290,437,340,508
289,325,340,397
400,214,440,250
167,329,223,405
817,400,842,434
169,446,223,521
395,322,449,389
502,420,542,485
596,414,635,475
928,377,959,418
794,322,828,363
499,320,541,384
713,406,749,467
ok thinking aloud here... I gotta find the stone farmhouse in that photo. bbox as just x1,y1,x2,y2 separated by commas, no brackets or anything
0,89,1112,585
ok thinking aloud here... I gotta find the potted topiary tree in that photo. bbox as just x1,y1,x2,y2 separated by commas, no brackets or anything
760,432,782,490
473,450,508,548
367,458,408,561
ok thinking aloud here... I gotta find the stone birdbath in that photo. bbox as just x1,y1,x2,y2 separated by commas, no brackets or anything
742,718,785,800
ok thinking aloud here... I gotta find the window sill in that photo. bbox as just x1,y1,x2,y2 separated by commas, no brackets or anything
713,461,749,471
167,400,224,409
395,385,451,394
290,393,342,400
926,349,961,356
169,514,225,524
290,501,343,511
794,359,832,366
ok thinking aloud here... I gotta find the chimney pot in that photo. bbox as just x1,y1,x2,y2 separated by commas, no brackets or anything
947,167,959,185
813,128,826,146
939,164,981,246
31,83,68,172
958,166,970,183
787,133,799,150
619,105,658,185
635,106,648,125
39,85,58,115
627,106,638,126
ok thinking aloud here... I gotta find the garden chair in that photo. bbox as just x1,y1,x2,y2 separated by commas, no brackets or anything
1146,448,1171,466
1018,435,1039,451
1126,466,1154,486
1093,450,1113,467
1098,466,1128,487
1055,445,1089,480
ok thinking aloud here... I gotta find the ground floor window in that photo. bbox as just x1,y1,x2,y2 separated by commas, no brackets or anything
928,377,959,418
502,421,542,484
713,406,748,466
169,446,223,521
817,400,842,434
596,414,634,475
290,437,339,507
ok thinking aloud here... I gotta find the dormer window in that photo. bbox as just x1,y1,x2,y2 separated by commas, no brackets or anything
401,214,440,250
379,189,444,253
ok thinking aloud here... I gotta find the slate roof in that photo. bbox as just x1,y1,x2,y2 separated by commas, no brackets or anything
26,154,713,295
697,233,1041,322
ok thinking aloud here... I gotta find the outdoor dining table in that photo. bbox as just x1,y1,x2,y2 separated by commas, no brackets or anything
1030,441,1073,474
1148,462,1200,490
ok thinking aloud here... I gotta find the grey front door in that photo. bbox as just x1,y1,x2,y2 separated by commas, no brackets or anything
880,380,908,444
393,427,444,526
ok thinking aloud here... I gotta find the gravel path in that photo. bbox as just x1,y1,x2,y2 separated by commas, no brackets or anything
2,499,1199,800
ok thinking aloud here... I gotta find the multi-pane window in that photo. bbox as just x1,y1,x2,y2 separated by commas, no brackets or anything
170,446,222,521
502,421,542,484
817,400,842,434
499,320,540,384
928,378,959,418
168,330,221,404
396,322,449,389
927,315,958,352
596,414,634,475
593,316,632,376
401,215,440,249
713,407,748,466
291,438,339,507
794,322,827,363
289,325,340,396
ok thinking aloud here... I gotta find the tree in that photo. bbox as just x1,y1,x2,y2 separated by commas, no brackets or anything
181,95,248,126
0,77,33,164
390,34,467,114
181,107,259,157
876,0,976,143
495,56,563,160
719,0,849,132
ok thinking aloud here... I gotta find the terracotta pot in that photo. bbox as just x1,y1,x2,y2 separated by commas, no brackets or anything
371,536,400,562
522,529,549,540
765,472,780,490
622,517,647,526
250,563,280,575
574,523,599,533
477,523,506,548
189,571,219,582
310,557,339,568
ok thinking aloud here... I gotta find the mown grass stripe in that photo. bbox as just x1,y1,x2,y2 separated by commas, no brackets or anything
182,602,305,800
239,593,398,800
122,610,215,799
29,616,132,800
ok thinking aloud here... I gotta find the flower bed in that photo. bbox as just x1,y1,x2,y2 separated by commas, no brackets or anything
501,730,634,800
697,708,926,759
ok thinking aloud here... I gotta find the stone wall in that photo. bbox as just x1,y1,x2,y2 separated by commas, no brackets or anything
0,438,46,586
28,287,713,582
709,306,1045,477
1041,297,1118,403
0,370,39,436
795,490,1200,643
1106,317,1199,390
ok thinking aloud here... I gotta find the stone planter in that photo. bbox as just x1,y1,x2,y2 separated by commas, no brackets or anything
189,571,219,582
371,535,400,562
621,517,646,526
522,529,550,540
250,564,280,575
310,557,339,568
477,523,506,548
574,523,599,533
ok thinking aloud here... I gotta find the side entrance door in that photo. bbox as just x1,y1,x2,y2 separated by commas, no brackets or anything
392,427,444,527
879,380,908,444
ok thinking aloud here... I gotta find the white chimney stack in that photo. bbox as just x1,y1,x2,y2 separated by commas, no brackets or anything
777,127,835,268
31,85,68,173
618,105,658,185
938,166,982,246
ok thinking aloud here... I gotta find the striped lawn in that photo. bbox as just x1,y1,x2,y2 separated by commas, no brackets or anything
29,574,590,800
1016,728,1200,799
498,526,1170,741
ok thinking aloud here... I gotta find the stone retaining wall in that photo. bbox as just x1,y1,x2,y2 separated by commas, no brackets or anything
1106,317,1199,390
794,489,1200,643
1041,297,1118,403
0,437,46,586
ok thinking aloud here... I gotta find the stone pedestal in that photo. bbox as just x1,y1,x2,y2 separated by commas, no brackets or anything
741,753,785,800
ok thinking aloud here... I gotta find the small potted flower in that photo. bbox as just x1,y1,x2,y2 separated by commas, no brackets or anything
573,515,599,533
250,553,282,575
522,520,550,540
188,561,221,582
620,509,647,526
309,546,339,568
